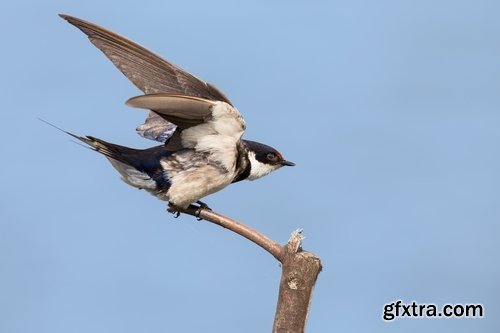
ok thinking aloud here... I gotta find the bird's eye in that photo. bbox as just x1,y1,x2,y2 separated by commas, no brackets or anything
267,153,278,161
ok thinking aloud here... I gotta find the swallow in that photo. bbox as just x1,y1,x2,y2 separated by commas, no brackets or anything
57,14,294,212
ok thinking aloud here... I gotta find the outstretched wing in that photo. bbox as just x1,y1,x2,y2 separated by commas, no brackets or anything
127,93,245,169
60,14,232,145
59,14,231,102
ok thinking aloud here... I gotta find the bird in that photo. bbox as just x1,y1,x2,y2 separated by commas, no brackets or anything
57,14,294,213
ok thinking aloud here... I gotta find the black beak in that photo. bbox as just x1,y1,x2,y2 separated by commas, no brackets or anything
280,160,295,166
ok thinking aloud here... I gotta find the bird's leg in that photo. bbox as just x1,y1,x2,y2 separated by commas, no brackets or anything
167,201,211,220
195,200,212,220
167,203,181,218
196,200,212,211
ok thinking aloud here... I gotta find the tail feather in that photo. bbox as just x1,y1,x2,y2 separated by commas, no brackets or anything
74,135,141,166
39,118,137,166
40,118,172,192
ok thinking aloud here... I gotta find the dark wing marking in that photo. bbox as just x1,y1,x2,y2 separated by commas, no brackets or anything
59,14,232,103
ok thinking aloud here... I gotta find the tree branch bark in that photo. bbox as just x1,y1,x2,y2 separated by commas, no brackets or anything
273,231,322,333
175,205,322,332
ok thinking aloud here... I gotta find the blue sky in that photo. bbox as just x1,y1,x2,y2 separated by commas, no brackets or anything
1,1,499,332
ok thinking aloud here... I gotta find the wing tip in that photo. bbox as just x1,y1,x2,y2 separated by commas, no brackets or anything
58,13,88,33
58,13,78,24
58,13,100,35
125,95,142,108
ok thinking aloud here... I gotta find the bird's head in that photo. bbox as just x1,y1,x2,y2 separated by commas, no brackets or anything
243,140,295,181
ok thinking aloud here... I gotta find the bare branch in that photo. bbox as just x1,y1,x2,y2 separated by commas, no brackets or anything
174,205,285,261
273,231,322,333
174,205,322,332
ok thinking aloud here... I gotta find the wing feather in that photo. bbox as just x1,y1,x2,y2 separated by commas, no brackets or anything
126,94,245,154
59,14,231,103
126,94,215,129
136,112,176,143
60,14,234,148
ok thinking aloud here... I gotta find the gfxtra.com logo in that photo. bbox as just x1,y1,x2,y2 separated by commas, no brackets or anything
383,300,484,321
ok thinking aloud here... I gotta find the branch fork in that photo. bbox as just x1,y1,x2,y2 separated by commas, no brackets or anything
174,205,322,333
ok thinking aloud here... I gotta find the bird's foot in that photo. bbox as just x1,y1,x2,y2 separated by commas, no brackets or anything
195,200,212,220
167,201,211,220
196,200,212,210
167,203,181,218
